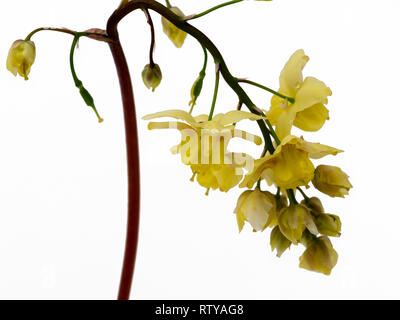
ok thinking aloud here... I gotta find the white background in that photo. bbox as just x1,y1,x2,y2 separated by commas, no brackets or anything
0,0,398,299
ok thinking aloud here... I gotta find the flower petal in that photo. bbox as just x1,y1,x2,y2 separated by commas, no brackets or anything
214,110,264,126
293,103,329,132
296,139,343,159
143,109,199,128
275,109,296,140
292,77,332,113
279,49,309,96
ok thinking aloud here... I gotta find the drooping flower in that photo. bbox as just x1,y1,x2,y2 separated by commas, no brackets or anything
267,49,332,140
142,64,162,91
240,135,342,190
315,214,342,237
301,197,325,216
270,226,291,257
7,40,36,80
161,7,187,48
278,204,318,244
299,236,338,275
143,109,263,192
234,189,277,232
312,165,352,198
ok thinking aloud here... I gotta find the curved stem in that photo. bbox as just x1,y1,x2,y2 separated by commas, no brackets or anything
238,79,295,104
25,27,109,41
143,8,156,67
108,38,141,300
106,0,278,299
188,0,244,20
69,34,103,122
287,189,298,205
297,187,309,202
208,65,220,120
107,0,276,153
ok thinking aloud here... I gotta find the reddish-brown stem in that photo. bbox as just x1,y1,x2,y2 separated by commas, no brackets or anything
108,37,141,300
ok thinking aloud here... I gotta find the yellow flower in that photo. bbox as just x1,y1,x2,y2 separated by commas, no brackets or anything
191,161,245,193
7,40,36,80
267,49,332,140
270,226,291,257
161,7,187,48
240,135,342,190
143,109,263,192
234,189,277,232
312,165,352,197
142,64,162,92
278,204,318,244
299,236,338,275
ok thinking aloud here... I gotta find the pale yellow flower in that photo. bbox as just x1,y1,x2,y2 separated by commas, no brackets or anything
7,40,36,80
143,109,263,192
234,189,277,232
299,236,338,275
312,165,352,198
267,49,332,139
278,204,318,244
240,135,342,190
270,226,291,257
161,7,187,48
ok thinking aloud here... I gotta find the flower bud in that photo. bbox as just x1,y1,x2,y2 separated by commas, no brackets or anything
301,230,314,247
234,189,276,232
142,64,162,92
6,40,36,80
278,205,318,244
312,165,352,198
299,236,338,275
189,73,205,107
161,7,187,48
301,196,324,216
270,226,291,257
315,214,341,237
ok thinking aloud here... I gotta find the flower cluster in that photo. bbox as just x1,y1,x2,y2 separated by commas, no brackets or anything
143,49,352,275
6,0,352,277
234,49,352,275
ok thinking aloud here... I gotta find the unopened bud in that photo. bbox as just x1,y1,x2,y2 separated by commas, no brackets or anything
7,40,36,80
315,214,342,237
313,165,352,198
142,64,162,92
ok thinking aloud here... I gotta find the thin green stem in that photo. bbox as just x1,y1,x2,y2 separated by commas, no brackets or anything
200,45,208,74
238,79,295,104
188,0,244,20
287,189,298,205
25,27,108,42
297,187,309,202
69,35,82,87
70,34,103,122
275,187,281,199
165,0,172,8
208,65,220,120
26,27,75,40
